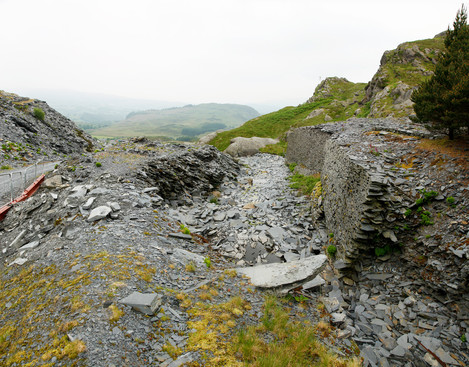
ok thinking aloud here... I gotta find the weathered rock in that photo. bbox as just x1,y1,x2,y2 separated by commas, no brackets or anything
19,241,40,250
43,175,62,189
138,145,239,201
69,185,88,199
87,206,112,222
305,108,325,119
0,90,95,167
82,197,96,210
301,275,326,290
170,248,205,267
108,202,121,212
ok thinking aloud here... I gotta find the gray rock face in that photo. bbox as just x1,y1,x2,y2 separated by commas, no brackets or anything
235,255,327,291
286,118,468,300
363,41,442,118
224,137,279,157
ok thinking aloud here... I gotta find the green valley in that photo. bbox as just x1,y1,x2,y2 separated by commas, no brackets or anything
89,103,259,140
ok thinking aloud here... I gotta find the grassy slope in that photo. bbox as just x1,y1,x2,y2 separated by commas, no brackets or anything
210,80,367,151
90,103,259,139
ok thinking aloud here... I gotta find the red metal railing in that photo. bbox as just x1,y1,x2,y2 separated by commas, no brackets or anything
0,174,45,221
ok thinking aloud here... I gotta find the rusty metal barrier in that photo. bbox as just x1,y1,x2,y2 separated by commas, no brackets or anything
0,160,47,208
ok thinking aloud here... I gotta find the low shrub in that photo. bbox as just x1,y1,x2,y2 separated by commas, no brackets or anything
33,108,45,121
326,245,337,257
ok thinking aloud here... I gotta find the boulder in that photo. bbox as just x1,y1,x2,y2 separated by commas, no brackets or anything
43,175,62,189
305,108,325,119
224,137,279,157
198,131,218,145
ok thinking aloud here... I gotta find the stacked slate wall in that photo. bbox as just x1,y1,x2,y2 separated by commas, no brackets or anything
286,118,432,265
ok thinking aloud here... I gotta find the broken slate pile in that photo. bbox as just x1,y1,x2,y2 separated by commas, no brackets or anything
167,154,329,267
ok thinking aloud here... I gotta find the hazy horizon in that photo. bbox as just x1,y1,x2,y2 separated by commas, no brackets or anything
0,0,466,110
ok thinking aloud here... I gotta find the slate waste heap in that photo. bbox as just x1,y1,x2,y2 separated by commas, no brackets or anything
0,137,344,367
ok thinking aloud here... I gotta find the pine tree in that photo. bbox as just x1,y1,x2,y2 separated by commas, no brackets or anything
411,5,469,139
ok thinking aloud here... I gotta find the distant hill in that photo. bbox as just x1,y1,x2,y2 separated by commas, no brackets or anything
12,88,183,128
90,103,259,140
209,33,446,154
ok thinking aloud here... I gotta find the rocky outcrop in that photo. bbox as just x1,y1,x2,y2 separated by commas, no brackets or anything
286,118,468,301
0,90,95,167
224,136,278,157
362,34,444,118
306,77,355,104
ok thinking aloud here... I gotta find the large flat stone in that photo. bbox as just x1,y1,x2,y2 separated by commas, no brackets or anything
119,292,162,315
235,255,327,290
170,248,205,267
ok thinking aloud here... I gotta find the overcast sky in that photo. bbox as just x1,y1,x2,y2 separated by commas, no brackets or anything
0,0,465,108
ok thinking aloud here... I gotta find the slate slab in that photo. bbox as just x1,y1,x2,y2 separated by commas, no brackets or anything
170,248,206,267
87,206,112,222
119,292,162,315
301,275,326,290
235,255,327,291
168,233,193,241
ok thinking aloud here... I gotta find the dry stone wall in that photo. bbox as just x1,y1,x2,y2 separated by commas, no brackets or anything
285,128,330,174
286,118,435,265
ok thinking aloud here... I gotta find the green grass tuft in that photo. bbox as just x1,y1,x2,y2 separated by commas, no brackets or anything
288,173,320,196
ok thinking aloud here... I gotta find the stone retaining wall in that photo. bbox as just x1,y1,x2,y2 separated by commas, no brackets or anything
285,128,331,174
286,118,434,265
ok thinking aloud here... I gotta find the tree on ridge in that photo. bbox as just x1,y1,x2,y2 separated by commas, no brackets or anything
411,5,469,140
